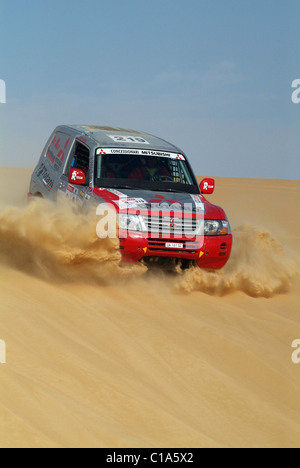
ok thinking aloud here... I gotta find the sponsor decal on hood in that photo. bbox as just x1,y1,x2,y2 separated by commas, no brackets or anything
93,188,206,213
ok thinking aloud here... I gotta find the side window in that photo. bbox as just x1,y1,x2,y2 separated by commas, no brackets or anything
65,141,90,185
46,131,72,172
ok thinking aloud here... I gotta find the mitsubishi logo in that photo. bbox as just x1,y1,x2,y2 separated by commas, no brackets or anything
170,218,176,229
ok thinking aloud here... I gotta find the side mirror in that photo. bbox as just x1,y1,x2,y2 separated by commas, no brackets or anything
69,168,86,185
200,178,215,194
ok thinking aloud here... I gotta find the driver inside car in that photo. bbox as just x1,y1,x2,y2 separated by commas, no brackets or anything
101,161,116,178
129,156,170,181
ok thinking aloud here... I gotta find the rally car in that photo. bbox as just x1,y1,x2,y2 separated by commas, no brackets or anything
29,125,232,269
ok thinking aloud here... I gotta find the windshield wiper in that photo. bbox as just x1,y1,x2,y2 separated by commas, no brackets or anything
161,188,187,193
110,185,134,190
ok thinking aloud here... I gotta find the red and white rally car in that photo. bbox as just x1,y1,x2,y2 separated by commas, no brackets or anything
29,125,232,269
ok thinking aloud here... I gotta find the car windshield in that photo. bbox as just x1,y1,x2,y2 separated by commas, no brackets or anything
94,152,199,193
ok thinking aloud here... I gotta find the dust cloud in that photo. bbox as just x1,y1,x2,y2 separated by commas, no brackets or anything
176,224,299,297
0,199,146,284
0,199,298,298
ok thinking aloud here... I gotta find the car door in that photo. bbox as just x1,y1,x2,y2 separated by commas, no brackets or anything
57,139,91,208
32,129,73,200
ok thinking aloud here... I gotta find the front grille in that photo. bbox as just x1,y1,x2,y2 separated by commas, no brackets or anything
142,214,201,238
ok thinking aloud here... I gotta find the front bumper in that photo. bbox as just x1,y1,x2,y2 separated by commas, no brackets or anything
119,230,232,269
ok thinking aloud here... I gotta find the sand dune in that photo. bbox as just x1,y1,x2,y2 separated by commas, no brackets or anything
0,168,299,448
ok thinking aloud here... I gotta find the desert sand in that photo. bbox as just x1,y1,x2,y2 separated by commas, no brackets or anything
0,167,299,448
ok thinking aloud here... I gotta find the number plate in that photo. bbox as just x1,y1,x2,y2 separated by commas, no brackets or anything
165,243,184,249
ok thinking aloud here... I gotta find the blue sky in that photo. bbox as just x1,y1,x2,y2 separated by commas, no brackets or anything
0,0,299,178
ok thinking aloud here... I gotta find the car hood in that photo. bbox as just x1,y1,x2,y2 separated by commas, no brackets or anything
93,187,225,218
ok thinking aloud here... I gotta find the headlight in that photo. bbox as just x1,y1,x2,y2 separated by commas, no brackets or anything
118,214,147,232
204,219,230,236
